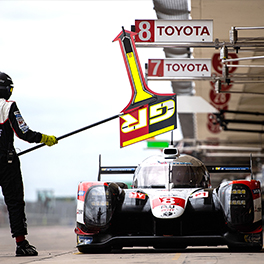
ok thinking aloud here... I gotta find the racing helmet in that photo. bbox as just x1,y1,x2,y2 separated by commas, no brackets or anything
0,72,14,100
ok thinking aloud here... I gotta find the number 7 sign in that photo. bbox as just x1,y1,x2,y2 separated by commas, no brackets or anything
148,59,211,77
148,59,163,76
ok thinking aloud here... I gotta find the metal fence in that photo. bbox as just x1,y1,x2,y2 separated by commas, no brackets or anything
0,197,76,228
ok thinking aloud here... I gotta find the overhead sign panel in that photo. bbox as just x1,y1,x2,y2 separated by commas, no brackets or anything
135,20,213,43
148,59,211,77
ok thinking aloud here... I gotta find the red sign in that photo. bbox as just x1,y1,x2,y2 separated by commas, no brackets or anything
135,20,155,42
212,53,239,74
209,89,231,106
148,59,164,76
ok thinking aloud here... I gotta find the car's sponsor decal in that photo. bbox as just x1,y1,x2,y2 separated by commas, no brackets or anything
252,188,261,194
76,209,83,215
191,191,209,199
78,191,85,196
152,196,185,209
129,192,146,200
77,236,93,245
148,161,193,165
244,233,262,244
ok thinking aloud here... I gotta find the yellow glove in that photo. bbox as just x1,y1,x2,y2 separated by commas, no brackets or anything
40,134,58,146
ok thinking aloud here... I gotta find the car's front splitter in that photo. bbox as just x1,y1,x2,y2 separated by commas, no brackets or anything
77,231,263,250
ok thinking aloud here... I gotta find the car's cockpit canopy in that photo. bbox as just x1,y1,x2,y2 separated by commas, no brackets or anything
133,154,211,189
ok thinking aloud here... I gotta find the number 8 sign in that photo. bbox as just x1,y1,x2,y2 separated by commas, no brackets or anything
135,20,155,42
135,19,213,43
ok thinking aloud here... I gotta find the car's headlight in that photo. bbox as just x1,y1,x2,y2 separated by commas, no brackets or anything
84,185,113,228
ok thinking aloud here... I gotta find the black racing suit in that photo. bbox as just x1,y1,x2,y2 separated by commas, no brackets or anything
0,98,42,238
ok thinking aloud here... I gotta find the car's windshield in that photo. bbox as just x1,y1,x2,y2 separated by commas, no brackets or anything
135,164,169,188
133,155,210,188
170,165,208,187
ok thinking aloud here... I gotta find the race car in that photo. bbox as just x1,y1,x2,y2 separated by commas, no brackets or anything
74,147,263,252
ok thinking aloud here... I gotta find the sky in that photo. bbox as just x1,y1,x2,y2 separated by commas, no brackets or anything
0,0,182,201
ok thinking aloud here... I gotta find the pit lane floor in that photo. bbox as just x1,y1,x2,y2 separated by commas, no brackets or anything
0,225,263,264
